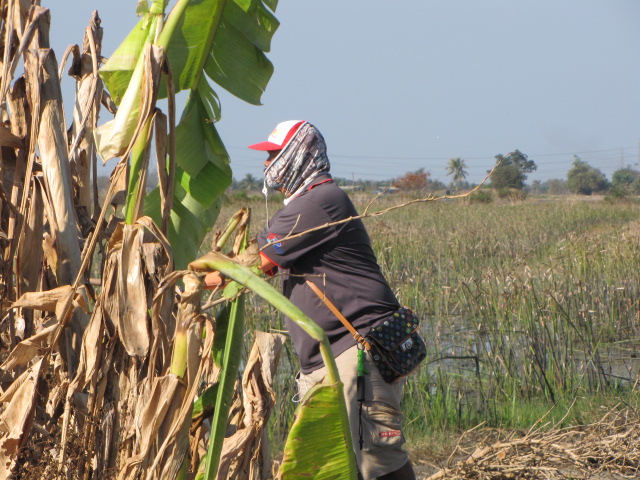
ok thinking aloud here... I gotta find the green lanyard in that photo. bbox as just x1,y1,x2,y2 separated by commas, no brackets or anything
357,346,367,378
357,345,367,403
357,344,367,449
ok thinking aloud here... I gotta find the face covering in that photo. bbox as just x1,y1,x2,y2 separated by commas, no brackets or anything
263,122,331,197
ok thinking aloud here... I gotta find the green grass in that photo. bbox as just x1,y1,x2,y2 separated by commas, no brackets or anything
212,194,640,453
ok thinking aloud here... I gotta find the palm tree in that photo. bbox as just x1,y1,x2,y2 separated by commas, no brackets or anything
446,157,468,189
239,172,260,191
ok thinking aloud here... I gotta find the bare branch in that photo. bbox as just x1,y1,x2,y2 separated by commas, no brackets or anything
261,160,501,252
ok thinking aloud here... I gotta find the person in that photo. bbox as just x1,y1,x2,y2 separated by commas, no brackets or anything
205,120,416,480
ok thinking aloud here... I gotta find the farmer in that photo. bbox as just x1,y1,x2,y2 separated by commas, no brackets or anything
205,120,416,480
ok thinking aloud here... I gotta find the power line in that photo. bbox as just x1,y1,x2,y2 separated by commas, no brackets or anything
226,144,637,162
228,144,638,181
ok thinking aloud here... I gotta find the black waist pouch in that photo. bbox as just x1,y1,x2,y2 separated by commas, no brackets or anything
366,307,427,383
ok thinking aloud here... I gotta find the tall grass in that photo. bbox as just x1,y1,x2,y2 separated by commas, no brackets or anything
211,195,640,451
367,197,640,439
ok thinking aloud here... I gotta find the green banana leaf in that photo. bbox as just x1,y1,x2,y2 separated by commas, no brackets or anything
98,14,154,106
143,87,229,269
192,383,218,419
101,0,278,104
200,209,252,479
151,0,278,269
98,0,279,269
279,381,358,479
163,0,277,103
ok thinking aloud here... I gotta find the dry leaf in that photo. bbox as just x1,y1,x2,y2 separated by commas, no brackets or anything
0,359,44,477
0,323,57,371
218,332,287,479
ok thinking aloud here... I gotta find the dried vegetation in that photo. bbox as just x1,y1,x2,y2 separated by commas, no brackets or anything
422,407,640,480
0,3,284,479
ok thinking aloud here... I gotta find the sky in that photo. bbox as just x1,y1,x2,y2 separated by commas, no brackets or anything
53,0,640,185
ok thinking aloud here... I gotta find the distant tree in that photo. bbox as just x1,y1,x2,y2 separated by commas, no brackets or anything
455,180,474,191
446,157,468,189
238,173,260,191
529,180,542,194
543,178,568,195
394,168,429,192
469,189,493,204
611,167,640,194
566,156,609,195
428,178,447,191
490,150,536,190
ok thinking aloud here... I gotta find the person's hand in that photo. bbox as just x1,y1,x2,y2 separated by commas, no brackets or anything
203,271,226,290
198,252,277,290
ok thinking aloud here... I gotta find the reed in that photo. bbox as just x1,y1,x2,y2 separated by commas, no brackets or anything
366,197,640,438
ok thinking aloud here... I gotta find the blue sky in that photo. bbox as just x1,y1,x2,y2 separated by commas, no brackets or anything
54,1,640,184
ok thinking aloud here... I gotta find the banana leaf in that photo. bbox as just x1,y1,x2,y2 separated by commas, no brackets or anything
96,0,279,269
199,208,251,479
278,381,358,479
149,0,278,269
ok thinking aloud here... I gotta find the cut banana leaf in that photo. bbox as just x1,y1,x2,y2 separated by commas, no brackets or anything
278,380,358,480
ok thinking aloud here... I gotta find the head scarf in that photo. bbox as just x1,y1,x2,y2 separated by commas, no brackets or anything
263,122,331,197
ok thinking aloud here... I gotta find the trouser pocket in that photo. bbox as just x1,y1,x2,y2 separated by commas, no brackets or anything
360,402,406,451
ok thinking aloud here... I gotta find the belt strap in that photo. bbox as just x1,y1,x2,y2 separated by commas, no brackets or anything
305,280,371,350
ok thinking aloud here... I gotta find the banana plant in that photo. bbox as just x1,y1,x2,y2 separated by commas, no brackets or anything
95,0,279,269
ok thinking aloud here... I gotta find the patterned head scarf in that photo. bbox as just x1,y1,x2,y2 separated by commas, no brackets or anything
263,122,331,196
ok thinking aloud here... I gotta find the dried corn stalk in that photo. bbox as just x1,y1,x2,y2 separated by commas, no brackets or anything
217,331,287,480
0,2,292,479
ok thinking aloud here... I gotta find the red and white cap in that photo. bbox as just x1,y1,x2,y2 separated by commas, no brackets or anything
248,120,306,151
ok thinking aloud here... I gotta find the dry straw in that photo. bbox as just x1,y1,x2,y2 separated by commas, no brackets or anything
425,406,640,479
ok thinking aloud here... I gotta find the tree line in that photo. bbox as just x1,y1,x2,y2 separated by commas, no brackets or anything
225,152,637,198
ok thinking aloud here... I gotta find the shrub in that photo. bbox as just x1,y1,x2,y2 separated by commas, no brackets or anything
497,188,526,201
470,190,493,203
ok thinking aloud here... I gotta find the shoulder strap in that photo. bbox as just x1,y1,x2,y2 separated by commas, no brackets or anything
305,280,371,350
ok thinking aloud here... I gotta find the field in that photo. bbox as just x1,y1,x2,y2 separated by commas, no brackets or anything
1,2,637,477
215,192,640,478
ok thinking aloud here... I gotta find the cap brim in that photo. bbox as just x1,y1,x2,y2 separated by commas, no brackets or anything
248,141,282,151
